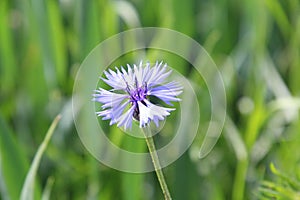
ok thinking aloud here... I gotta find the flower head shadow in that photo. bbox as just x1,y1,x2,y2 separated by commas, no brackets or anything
92,61,183,130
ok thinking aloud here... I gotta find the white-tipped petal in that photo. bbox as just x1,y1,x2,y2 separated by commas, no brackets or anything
138,99,175,127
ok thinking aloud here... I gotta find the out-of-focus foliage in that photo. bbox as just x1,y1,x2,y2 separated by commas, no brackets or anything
0,0,299,199
258,163,300,199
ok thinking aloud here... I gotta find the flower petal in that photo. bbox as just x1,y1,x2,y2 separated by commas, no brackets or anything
133,61,143,87
152,115,160,127
137,99,175,127
117,105,136,130
101,68,128,90
145,61,172,87
142,62,151,83
149,81,183,105
122,64,135,86
96,100,130,125
93,88,129,108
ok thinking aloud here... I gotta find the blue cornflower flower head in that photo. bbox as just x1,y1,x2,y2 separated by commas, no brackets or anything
92,61,183,130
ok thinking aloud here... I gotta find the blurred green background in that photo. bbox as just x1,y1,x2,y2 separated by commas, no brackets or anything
1,0,300,199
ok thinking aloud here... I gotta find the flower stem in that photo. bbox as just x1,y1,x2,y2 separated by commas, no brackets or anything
142,126,172,200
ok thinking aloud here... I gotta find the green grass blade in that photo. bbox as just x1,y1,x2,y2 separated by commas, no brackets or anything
0,0,17,94
41,177,55,200
264,0,290,38
20,115,61,200
47,0,67,87
78,0,101,58
0,115,28,200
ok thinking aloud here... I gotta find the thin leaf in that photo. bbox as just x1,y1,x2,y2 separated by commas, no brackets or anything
20,115,61,200
0,115,28,200
270,163,300,190
0,0,17,94
41,177,54,200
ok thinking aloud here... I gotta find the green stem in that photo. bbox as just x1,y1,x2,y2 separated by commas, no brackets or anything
142,126,172,200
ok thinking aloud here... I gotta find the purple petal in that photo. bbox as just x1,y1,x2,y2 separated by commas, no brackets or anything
142,62,151,83
152,116,160,127
117,105,136,130
109,101,130,125
101,69,127,90
133,62,143,87
96,100,130,124
149,81,183,105
145,62,172,87
93,88,128,108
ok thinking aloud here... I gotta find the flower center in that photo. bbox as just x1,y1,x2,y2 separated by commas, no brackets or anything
126,82,148,121
130,84,147,103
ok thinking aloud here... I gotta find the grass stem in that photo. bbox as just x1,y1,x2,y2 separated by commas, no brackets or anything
142,126,172,200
